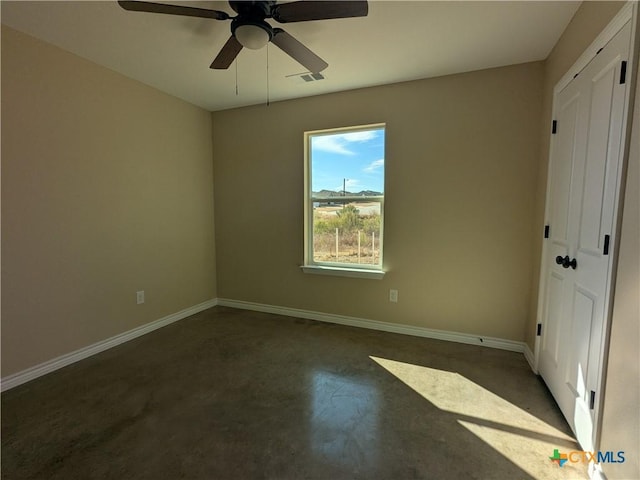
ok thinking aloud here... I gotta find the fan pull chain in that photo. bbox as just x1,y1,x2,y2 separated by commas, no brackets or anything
266,44,270,107
235,59,238,96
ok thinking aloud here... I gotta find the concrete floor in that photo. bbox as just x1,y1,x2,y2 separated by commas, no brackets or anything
2,306,588,479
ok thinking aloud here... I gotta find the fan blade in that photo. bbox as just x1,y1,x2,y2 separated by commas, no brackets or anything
210,36,243,69
118,1,229,20
272,1,368,23
271,29,328,73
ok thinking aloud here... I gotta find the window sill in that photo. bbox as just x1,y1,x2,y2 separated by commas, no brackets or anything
300,265,385,280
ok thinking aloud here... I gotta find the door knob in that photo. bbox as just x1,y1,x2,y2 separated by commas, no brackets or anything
556,255,577,269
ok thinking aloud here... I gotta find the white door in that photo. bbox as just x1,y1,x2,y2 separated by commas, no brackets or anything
538,20,632,451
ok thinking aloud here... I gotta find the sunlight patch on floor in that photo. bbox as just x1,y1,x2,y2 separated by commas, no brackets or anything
370,356,589,480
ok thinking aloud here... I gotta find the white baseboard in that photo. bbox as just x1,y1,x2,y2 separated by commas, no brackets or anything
1,298,218,392
524,343,537,373
3,298,529,392
217,298,525,353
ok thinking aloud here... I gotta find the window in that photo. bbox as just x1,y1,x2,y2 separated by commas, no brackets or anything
303,124,385,278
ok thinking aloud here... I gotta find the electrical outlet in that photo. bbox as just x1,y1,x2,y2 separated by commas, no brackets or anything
389,289,398,303
136,290,145,305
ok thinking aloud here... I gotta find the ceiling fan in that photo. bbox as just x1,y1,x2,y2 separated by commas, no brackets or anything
118,1,368,73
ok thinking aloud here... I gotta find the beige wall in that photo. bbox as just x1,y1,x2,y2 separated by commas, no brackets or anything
1,27,217,376
525,1,625,350
599,58,640,480
212,62,543,342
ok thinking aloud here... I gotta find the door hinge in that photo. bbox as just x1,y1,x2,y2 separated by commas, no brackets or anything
544,225,550,239
537,323,542,336
589,390,596,410
603,234,610,255
552,120,557,134
620,61,627,84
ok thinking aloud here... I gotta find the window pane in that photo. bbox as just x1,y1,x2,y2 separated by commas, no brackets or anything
306,124,385,270
313,201,382,266
310,128,385,196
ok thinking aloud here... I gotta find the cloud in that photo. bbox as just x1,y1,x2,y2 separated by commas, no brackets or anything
313,136,355,155
363,158,384,173
312,130,379,156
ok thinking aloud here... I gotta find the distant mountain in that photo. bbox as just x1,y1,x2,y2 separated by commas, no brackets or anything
313,189,383,198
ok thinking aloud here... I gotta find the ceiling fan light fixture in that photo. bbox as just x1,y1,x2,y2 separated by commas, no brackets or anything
234,23,271,50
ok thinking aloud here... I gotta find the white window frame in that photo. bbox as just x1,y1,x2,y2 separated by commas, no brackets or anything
301,123,386,280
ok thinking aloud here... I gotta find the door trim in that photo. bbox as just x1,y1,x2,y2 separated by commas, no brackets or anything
554,2,635,95
533,2,640,460
530,1,638,374
534,0,638,455
532,1,638,374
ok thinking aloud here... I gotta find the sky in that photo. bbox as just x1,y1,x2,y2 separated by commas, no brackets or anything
310,127,385,193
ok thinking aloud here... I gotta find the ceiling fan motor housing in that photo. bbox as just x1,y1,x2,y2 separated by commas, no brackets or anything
229,1,276,19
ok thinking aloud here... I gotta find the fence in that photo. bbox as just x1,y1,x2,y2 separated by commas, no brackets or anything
313,229,379,265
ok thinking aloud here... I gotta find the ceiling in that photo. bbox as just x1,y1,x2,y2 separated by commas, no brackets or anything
1,1,581,112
